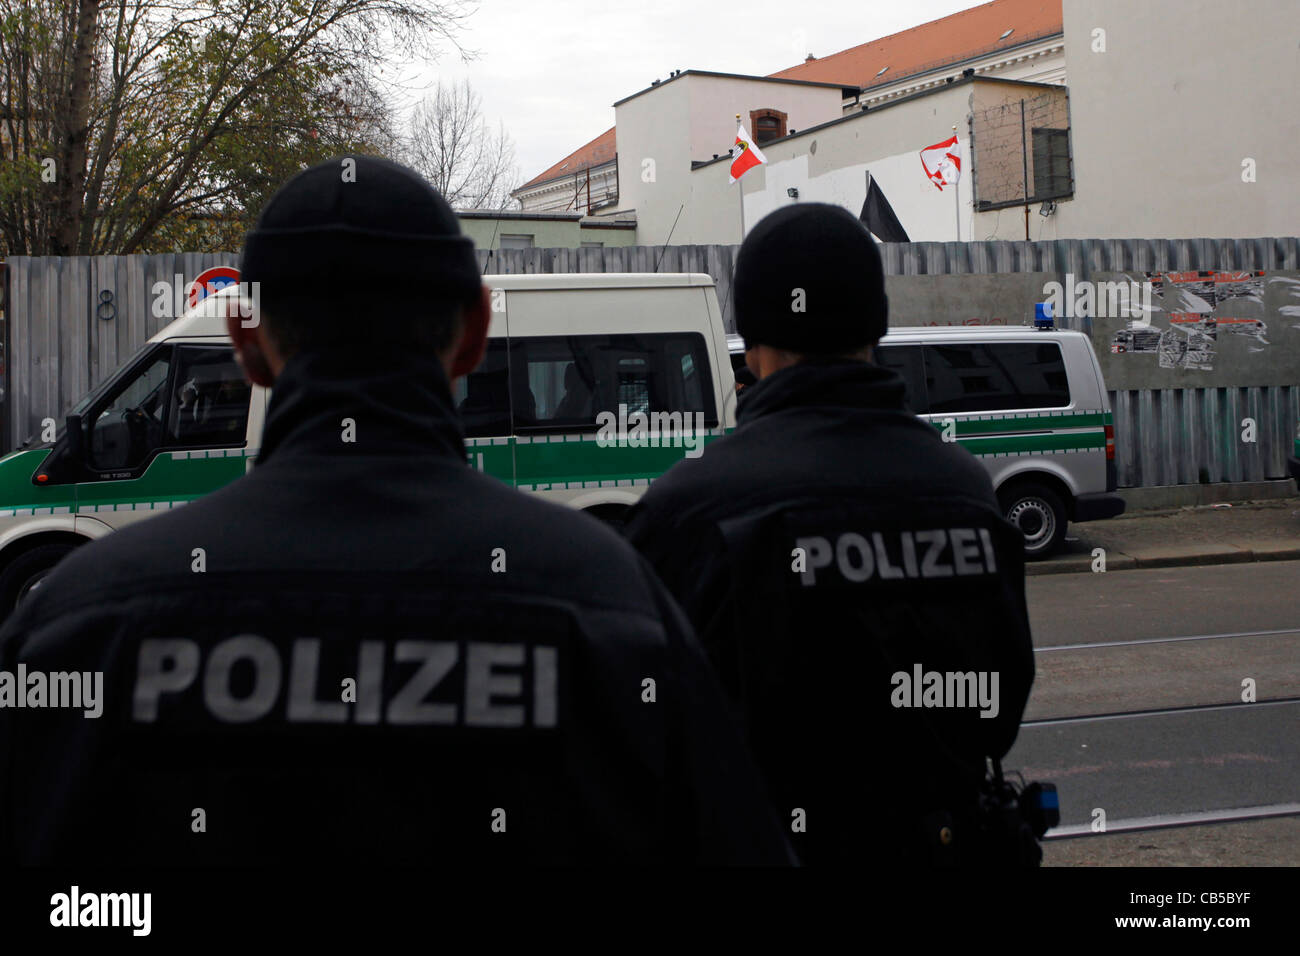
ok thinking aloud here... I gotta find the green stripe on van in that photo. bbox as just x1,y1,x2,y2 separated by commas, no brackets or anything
0,449,75,514
958,431,1106,456
74,449,251,513
0,447,252,517
928,411,1108,436
467,432,727,487
515,435,723,487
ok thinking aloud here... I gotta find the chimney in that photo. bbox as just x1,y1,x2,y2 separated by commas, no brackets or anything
805,54,816,62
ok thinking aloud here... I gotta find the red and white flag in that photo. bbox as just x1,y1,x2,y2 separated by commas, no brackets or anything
729,125,767,183
920,134,962,190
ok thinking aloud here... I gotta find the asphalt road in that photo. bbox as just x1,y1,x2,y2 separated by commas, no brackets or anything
1006,559,1300,865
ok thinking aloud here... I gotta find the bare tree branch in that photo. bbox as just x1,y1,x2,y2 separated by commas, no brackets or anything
406,77,519,210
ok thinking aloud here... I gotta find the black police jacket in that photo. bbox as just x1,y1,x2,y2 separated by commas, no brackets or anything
624,358,1036,865
0,348,793,865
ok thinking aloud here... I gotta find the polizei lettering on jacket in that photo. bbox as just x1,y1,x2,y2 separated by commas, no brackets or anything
132,637,559,727
794,528,998,586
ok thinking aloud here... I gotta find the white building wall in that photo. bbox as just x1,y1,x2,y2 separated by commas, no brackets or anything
614,73,844,245
683,74,844,162
1042,0,1300,240
675,83,977,245
516,163,619,214
613,79,694,244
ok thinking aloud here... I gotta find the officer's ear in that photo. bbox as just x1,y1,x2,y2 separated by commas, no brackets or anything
445,286,491,383
225,300,279,387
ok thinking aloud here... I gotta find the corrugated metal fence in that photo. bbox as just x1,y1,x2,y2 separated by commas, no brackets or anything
1111,386,1298,487
5,237,1299,488
5,253,235,450
475,238,1300,488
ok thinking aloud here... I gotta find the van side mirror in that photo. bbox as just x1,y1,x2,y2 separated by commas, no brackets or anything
65,413,85,459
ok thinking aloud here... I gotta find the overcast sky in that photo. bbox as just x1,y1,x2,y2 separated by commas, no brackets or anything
399,0,991,188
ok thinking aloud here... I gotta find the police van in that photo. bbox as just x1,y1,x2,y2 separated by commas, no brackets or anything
729,324,1125,559
455,273,735,523
0,273,735,616
0,285,269,616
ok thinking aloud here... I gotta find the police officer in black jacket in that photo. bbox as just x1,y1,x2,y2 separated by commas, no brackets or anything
624,203,1036,866
0,157,793,866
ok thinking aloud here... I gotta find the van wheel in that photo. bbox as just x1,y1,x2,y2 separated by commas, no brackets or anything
0,543,79,618
999,483,1066,560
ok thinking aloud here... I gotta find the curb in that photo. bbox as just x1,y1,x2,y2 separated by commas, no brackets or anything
1026,544,1300,576
1118,480,1298,513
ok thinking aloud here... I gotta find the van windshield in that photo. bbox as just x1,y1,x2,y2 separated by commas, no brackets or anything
68,344,154,418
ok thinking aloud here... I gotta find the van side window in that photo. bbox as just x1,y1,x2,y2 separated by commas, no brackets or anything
452,339,510,437
615,357,650,416
923,342,1070,413
88,347,174,472
676,349,704,410
454,334,717,435
512,334,716,432
167,346,250,448
454,334,718,437
873,344,927,413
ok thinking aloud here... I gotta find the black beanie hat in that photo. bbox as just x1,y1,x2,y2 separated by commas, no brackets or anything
734,202,887,353
240,155,481,320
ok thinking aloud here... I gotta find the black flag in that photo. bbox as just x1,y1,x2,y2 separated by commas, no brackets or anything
859,174,910,242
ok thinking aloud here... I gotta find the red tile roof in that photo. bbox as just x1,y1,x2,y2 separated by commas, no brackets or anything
769,0,1062,90
521,1,1061,194
517,126,616,192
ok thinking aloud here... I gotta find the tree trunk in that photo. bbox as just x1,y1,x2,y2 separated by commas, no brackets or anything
51,0,100,256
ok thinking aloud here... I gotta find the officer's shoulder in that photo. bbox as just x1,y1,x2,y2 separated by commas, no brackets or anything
451,467,672,601
923,425,998,487
629,444,733,528
27,487,222,595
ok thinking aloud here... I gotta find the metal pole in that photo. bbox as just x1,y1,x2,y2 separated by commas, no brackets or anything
1021,100,1030,240
952,125,960,241
735,113,746,239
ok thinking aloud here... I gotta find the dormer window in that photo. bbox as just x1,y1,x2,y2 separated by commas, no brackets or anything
750,108,788,145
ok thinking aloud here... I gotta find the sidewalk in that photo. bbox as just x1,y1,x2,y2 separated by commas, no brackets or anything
1029,494,1300,575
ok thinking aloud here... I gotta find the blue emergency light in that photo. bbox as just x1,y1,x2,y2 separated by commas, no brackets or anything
1034,302,1055,329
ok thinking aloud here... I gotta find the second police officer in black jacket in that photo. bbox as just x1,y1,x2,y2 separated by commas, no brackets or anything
0,157,794,866
625,203,1036,866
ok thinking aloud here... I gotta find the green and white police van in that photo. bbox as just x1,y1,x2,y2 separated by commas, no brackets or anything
0,268,1124,618
730,323,1125,558
455,273,736,523
0,284,268,615
0,273,735,616
872,325,1124,558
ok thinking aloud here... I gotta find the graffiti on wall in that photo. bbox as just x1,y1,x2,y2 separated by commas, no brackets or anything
1110,271,1268,371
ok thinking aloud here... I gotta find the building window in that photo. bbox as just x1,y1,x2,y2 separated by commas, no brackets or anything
1031,128,1072,201
749,108,787,145
971,88,1073,211
580,241,604,248
499,234,535,250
